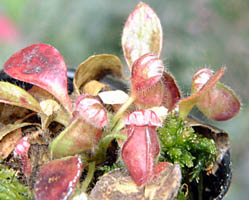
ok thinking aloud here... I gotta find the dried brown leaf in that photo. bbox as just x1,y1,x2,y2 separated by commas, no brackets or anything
186,117,230,174
73,54,124,95
83,80,109,96
29,86,71,126
0,127,22,159
145,164,181,200
0,122,37,141
89,164,181,200
0,104,31,124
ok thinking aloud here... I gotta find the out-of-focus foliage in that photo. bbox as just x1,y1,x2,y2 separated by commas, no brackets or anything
0,0,249,199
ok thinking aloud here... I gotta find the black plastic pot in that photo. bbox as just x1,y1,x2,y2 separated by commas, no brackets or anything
187,117,232,200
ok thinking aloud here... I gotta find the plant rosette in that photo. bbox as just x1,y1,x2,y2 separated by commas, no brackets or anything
0,2,240,200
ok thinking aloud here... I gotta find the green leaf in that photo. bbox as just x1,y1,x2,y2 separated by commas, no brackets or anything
0,81,41,113
49,118,97,158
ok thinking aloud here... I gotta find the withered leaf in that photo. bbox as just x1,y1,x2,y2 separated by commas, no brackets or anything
186,117,230,174
145,163,181,200
0,127,22,159
29,86,71,126
0,122,38,141
73,54,124,95
89,164,181,200
83,80,109,96
0,104,31,124
89,169,145,200
186,117,232,199
98,90,129,105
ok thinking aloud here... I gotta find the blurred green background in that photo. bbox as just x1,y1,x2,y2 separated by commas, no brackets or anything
0,0,248,199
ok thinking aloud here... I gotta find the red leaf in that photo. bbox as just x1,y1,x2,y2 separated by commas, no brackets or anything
4,43,72,112
131,54,167,108
197,82,240,121
35,156,82,200
161,72,181,111
191,68,240,121
122,2,163,68
134,81,165,108
179,68,226,119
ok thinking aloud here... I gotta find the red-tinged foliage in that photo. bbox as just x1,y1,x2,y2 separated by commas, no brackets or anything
14,136,32,178
161,72,181,111
122,126,159,186
131,54,181,110
179,68,226,119
131,53,164,92
191,68,241,120
122,110,161,186
74,94,108,128
153,162,171,178
122,2,163,68
134,81,165,108
34,156,82,200
49,118,101,158
4,43,72,112
125,110,162,127
196,82,241,121
191,68,214,94
0,82,41,113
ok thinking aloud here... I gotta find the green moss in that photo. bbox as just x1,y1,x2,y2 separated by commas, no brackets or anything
158,114,217,182
0,164,33,200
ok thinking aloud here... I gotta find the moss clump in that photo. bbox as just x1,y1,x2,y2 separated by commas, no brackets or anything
158,114,217,182
0,164,33,200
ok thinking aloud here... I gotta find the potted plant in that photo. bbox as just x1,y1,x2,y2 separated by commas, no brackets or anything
0,2,240,200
